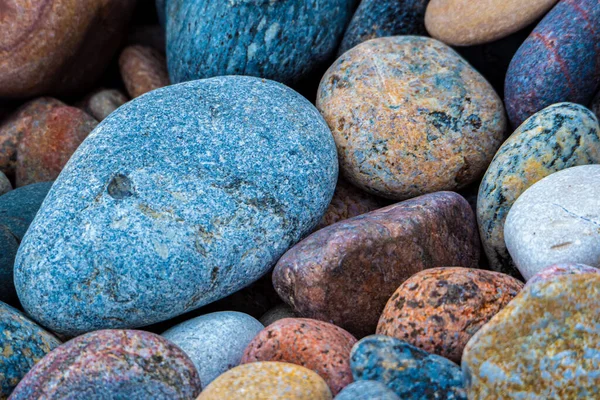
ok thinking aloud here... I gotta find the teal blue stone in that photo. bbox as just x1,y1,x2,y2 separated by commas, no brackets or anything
335,380,400,400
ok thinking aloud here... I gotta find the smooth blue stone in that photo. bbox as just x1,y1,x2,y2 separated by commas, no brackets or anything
351,335,467,400
165,0,355,85
0,182,53,305
14,76,338,336
335,380,400,400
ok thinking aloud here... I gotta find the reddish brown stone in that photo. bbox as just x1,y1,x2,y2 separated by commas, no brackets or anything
376,267,523,362
314,178,384,231
273,191,480,337
119,45,170,99
78,89,129,122
0,0,136,98
241,318,356,395
15,103,97,186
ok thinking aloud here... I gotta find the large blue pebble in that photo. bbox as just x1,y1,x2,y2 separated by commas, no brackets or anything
335,380,400,400
350,335,466,400
14,76,338,336
0,182,52,304
165,0,355,85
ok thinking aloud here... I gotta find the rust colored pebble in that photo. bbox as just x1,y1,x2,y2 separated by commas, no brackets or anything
273,191,480,338
377,267,523,363
241,318,357,395
119,45,170,99
16,104,98,187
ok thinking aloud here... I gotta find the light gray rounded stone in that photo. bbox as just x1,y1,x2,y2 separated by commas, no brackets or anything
505,165,600,280
259,304,296,327
162,311,263,387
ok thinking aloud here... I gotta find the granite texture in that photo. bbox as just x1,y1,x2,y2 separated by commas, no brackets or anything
377,267,523,363
166,0,355,85
242,318,357,395
317,36,505,200
338,0,429,55
120,45,170,98
259,304,296,327
0,182,53,305
526,263,600,287
462,273,600,398
0,0,136,98
477,103,600,276
78,89,129,122
505,165,600,280
0,301,61,399
334,380,400,400
273,191,480,337
505,0,600,127
0,172,11,196
197,362,332,400
14,76,338,336
9,329,201,399
162,311,264,387
425,0,557,46
351,335,466,399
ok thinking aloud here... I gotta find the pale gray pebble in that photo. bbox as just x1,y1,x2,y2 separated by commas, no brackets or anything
0,171,11,195
162,311,263,387
505,165,600,280
259,304,296,327
335,380,400,400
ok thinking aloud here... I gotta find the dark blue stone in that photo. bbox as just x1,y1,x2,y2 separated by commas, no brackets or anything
0,182,52,305
335,380,400,400
339,0,429,55
350,335,466,400
165,0,355,85
14,76,338,336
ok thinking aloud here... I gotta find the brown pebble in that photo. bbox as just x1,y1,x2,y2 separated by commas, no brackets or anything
119,45,170,98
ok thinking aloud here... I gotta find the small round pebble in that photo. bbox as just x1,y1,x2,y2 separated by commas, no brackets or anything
259,304,296,327
377,267,523,362
119,45,170,98
0,171,11,196
242,318,357,395
351,335,466,399
78,89,129,122
197,362,332,400
0,301,61,398
162,311,264,387
526,263,600,287
317,36,505,200
9,329,201,400
334,380,399,400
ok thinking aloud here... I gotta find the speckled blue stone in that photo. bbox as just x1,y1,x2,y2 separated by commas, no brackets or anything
14,76,338,336
165,0,355,85
350,335,466,400
335,380,400,400
0,301,61,398
0,182,52,305
338,0,429,55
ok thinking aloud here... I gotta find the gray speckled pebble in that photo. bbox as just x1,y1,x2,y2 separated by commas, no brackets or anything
162,311,264,387
14,76,338,336
0,171,11,195
259,304,296,327
505,165,600,280
335,380,400,400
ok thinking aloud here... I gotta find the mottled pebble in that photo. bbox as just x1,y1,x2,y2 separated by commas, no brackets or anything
334,380,400,400
317,36,505,200
526,263,600,287
78,89,129,122
162,311,264,387
242,318,357,395
197,362,332,400
120,45,170,98
259,304,297,327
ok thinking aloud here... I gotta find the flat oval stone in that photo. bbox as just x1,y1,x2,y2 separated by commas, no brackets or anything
0,301,61,398
119,45,170,98
242,318,357,395
162,311,264,387
505,165,600,280
377,267,523,362
0,0,136,98
166,0,355,85
463,273,600,398
14,76,338,336
425,0,557,46
334,380,399,400
259,304,297,327
317,36,505,200
505,0,600,127
338,0,429,55
526,263,600,287
351,335,466,399
477,103,600,276
9,329,201,399
197,362,332,400
78,89,129,122
0,182,52,304
273,191,480,337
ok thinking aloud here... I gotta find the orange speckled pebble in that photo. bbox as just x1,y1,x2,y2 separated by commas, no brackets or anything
317,36,506,200
119,45,170,99
197,362,332,400
377,267,523,362
241,318,357,395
